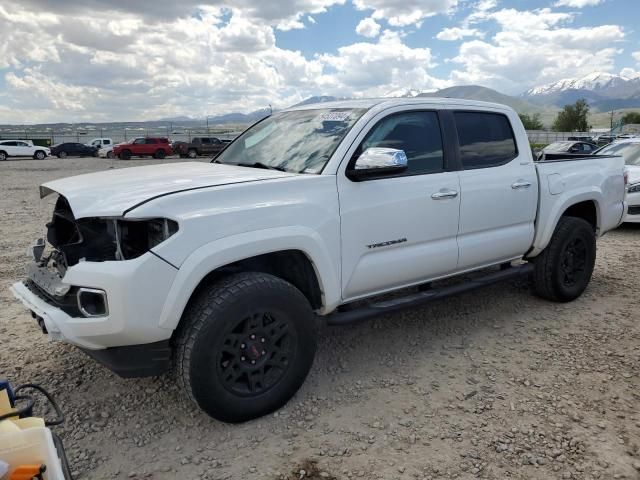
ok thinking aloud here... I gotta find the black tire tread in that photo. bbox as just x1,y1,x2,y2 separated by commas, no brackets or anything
174,272,315,417
532,216,595,302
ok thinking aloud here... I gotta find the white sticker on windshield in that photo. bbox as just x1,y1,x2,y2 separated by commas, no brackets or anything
317,112,350,122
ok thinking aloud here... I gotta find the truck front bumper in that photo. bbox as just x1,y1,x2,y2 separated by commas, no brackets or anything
10,251,178,377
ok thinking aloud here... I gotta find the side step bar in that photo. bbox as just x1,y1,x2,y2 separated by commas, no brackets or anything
326,263,534,326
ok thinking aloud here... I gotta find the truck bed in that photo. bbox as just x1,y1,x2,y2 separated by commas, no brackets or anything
529,153,626,257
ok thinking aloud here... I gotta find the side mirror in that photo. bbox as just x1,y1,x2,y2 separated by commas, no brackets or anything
347,147,408,181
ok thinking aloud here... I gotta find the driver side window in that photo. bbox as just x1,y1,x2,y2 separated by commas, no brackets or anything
356,111,444,176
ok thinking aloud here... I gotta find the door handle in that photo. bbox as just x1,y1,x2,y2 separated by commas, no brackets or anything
511,181,532,189
431,189,458,200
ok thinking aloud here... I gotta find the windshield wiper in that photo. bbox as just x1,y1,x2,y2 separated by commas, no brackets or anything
234,162,288,172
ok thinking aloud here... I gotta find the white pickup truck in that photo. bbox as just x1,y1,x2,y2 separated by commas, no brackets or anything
11,98,626,422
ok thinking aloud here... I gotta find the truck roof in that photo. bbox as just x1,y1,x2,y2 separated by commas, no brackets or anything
285,97,514,113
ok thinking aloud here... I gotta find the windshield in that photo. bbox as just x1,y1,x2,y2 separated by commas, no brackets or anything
544,142,571,151
214,108,367,174
596,142,640,166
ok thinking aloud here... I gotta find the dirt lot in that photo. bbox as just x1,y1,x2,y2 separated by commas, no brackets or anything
1,157,639,480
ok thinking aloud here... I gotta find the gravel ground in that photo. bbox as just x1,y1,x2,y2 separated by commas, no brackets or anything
1,157,639,480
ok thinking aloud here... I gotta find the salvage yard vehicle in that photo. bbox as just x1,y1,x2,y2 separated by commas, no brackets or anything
50,142,98,158
113,137,173,160
86,137,113,149
594,138,640,223
11,98,627,423
172,136,231,158
0,140,50,160
98,145,114,159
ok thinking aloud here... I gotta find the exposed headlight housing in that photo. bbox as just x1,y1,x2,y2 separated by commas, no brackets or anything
628,183,640,194
115,218,179,260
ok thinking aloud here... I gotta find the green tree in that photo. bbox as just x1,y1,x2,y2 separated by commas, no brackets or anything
552,99,590,132
519,112,544,130
621,111,640,124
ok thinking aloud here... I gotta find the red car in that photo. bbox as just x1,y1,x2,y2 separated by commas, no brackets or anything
113,137,172,160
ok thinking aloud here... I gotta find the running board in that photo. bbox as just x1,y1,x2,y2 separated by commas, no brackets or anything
326,263,534,326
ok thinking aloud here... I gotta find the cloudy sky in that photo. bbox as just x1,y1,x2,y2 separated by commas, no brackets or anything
0,0,638,123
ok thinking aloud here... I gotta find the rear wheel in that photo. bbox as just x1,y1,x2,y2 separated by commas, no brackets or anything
187,149,197,159
119,149,131,160
154,149,166,159
532,216,596,302
34,150,46,160
0,151,7,161
106,151,114,159
174,272,318,423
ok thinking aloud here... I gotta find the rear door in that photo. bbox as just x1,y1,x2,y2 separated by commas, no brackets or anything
338,108,461,300
1,141,18,156
454,109,538,269
144,138,157,155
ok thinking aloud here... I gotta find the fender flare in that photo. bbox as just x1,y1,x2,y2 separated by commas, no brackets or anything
157,226,341,331
529,189,602,257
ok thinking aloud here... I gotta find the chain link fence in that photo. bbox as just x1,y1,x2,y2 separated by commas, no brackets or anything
0,126,245,146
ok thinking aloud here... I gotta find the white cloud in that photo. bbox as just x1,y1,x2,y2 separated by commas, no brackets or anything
319,30,449,95
353,0,458,27
555,0,603,7
436,27,482,41
633,51,640,62
355,17,381,38
449,8,625,93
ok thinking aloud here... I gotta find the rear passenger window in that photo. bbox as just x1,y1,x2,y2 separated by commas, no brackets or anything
454,112,517,169
358,111,444,175
145,138,157,144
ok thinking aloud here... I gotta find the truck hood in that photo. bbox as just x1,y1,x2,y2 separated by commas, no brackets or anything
40,162,294,218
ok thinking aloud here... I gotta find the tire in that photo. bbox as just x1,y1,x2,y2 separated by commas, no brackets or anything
174,272,318,423
187,149,197,159
119,149,131,160
58,151,67,158
34,150,46,160
107,151,114,159
0,151,7,161
532,216,596,302
154,149,166,159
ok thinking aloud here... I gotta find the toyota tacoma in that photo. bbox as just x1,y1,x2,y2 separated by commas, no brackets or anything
11,98,627,422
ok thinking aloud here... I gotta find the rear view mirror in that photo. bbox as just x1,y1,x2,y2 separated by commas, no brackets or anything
347,147,408,181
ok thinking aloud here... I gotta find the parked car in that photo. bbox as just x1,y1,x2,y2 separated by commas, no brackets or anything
98,145,114,159
0,140,50,160
593,138,640,223
567,136,594,142
113,137,172,160
50,143,99,158
595,135,616,146
11,98,626,423
172,137,231,158
540,140,597,158
86,138,113,149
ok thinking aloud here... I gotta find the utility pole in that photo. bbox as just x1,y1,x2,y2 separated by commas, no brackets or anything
610,110,614,132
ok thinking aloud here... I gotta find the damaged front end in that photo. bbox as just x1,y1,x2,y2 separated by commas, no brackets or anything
25,194,178,318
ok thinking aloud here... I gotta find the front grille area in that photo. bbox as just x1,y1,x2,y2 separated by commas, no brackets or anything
628,205,640,216
24,279,81,317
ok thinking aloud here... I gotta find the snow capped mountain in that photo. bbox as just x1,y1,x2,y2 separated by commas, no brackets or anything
384,88,434,98
525,72,630,96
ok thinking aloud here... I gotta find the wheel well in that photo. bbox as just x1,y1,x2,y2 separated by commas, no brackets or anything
188,250,323,311
562,200,597,230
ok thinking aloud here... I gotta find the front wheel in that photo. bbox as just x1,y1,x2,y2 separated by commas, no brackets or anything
119,150,131,160
106,151,114,159
532,216,596,302
34,150,46,160
174,272,318,423
58,151,67,158
187,149,197,159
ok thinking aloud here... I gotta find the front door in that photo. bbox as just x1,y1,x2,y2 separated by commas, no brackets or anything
338,109,461,301
453,110,538,269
